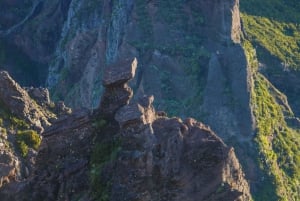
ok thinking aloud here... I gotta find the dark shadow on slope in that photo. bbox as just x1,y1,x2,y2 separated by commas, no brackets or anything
0,38,47,87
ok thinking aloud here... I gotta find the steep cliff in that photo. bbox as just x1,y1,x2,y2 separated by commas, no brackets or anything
0,0,254,136
0,0,299,200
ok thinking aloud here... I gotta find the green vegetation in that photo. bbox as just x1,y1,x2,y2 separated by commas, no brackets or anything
241,1,300,199
10,116,30,130
0,100,29,130
243,38,300,201
16,130,41,157
240,0,300,23
90,118,120,201
241,14,300,70
252,74,300,201
133,1,209,117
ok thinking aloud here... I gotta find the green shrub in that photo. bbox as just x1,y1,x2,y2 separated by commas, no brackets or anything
18,141,29,157
10,117,30,130
16,130,41,157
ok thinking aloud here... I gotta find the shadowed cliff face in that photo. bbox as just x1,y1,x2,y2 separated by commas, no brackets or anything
41,0,253,144
1,0,246,111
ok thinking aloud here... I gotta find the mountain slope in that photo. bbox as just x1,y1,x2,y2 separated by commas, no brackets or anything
241,1,300,200
0,0,299,200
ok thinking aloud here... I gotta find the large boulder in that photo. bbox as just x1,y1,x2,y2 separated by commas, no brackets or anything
99,58,137,118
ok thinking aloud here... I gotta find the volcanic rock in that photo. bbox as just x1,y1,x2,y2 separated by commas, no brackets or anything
25,87,51,106
0,58,252,201
103,58,138,87
0,71,55,132
112,98,252,201
99,58,137,118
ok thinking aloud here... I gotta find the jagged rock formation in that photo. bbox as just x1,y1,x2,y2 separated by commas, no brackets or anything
0,127,20,188
113,100,251,201
0,0,255,158
99,58,137,118
0,58,252,201
110,59,252,201
0,110,93,201
0,71,55,132
0,71,73,196
25,87,51,106
1,0,300,200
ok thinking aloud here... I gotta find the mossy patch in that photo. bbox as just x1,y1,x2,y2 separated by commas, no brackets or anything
16,129,41,157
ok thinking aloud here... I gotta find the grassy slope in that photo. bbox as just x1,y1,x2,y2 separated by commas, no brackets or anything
240,0,300,70
241,1,300,199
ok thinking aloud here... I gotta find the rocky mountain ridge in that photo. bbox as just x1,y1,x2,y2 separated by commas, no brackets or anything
0,59,252,201
0,0,299,200
0,70,73,191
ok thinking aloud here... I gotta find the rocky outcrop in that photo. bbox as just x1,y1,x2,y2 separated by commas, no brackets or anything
103,58,252,201
0,71,56,132
0,127,20,189
0,58,252,200
0,110,94,201
25,87,51,106
99,57,137,118
112,114,251,201
0,71,72,195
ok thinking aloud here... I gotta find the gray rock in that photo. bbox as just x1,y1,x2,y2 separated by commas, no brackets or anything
0,71,55,132
25,87,50,106
103,58,137,86
99,58,138,118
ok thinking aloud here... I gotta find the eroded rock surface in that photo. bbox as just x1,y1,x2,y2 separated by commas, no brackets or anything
111,99,251,201
0,59,252,200
105,58,252,201
0,110,93,201
0,71,72,197
0,71,55,132
99,58,137,118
